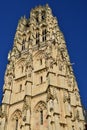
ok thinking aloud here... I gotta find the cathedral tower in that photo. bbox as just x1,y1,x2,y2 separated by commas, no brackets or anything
0,4,85,130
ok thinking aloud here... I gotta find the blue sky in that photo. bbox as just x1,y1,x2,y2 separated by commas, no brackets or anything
0,0,87,108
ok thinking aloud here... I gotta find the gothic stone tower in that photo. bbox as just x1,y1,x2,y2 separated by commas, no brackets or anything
0,4,85,130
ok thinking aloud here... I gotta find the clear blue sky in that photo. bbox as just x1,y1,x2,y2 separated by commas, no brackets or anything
0,0,87,108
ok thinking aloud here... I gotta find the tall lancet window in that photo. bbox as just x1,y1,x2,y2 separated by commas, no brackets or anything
36,32,40,44
40,110,43,125
22,39,25,50
42,29,47,42
15,119,18,130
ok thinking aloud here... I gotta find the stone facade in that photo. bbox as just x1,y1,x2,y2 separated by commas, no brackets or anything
0,4,85,130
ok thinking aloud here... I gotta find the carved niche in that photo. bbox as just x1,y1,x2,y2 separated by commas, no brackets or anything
25,53,33,77
63,90,72,117
74,91,80,102
63,90,70,103
46,87,54,102
67,76,74,88
22,97,31,121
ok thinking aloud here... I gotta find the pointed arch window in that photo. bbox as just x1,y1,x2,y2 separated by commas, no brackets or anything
11,110,22,130
42,29,47,42
40,110,43,125
22,40,25,50
36,32,40,44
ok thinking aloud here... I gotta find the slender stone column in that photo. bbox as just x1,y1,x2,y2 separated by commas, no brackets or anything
47,101,52,130
54,99,60,130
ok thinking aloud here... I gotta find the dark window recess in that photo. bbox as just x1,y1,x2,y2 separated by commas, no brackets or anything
15,119,18,130
40,110,43,125
40,59,42,65
26,23,29,27
40,76,43,84
42,29,47,42
22,40,25,50
36,17,39,23
28,37,30,41
36,32,40,44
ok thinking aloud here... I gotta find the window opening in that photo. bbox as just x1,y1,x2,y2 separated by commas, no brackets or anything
72,126,75,130
42,29,47,42
36,32,40,44
15,119,18,130
28,36,30,42
36,17,39,23
40,76,43,84
40,110,43,125
40,59,42,65
22,40,25,50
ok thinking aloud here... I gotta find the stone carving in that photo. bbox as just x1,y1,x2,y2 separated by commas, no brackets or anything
4,74,12,90
60,49,68,62
11,46,20,57
45,56,57,69
67,76,74,88
75,110,79,120
63,91,72,117
0,110,7,119
34,101,47,113
25,53,33,77
66,63,73,75
63,90,70,103
22,97,30,121
53,88,58,103
47,87,54,102
58,60,65,71
75,91,80,102
5,61,14,76
17,16,27,32
11,110,22,120
46,42,52,55
0,105,8,120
